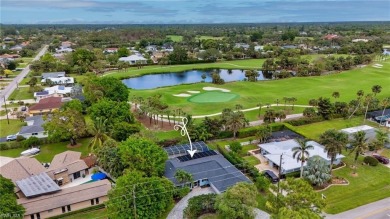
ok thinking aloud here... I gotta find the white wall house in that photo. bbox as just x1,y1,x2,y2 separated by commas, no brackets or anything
34,86,72,101
119,55,147,65
41,77,74,85
258,139,344,174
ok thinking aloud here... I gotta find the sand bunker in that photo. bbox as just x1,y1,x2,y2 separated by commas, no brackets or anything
173,93,191,97
187,90,200,94
373,64,383,68
203,87,231,92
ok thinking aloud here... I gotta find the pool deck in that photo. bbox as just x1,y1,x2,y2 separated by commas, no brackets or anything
61,173,94,189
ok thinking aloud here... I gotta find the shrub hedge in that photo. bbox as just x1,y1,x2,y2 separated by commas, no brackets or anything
237,123,285,138
363,156,379,166
184,194,217,219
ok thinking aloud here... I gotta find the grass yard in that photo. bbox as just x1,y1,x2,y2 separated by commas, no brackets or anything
155,130,184,140
8,87,33,100
62,208,108,219
322,151,390,214
125,59,390,117
288,117,378,141
243,155,260,165
188,91,239,103
380,148,390,157
0,119,26,137
197,35,225,40
166,35,183,42
0,138,92,162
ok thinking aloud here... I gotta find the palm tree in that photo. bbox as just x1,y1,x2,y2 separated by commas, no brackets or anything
283,97,288,109
276,110,286,122
303,156,331,187
348,90,365,119
88,118,109,151
257,102,262,118
292,139,314,178
290,97,297,110
373,129,389,152
235,104,243,111
332,91,340,100
363,94,373,124
166,110,171,125
174,169,193,187
319,129,348,174
371,85,382,97
349,131,368,174
225,111,248,138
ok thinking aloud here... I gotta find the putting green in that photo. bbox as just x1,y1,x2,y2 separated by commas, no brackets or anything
188,91,239,103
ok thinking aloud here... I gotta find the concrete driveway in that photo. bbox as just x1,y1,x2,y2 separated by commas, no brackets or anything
167,187,215,219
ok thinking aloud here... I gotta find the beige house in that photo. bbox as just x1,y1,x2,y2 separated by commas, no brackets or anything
46,151,89,186
18,179,111,219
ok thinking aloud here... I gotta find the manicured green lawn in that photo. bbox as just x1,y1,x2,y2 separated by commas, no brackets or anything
322,151,390,214
243,155,260,165
188,91,239,103
0,119,25,137
197,36,225,40
288,117,378,141
155,130,184,141
166,35,183,42
62,208,107,219
0,138,92,163
8,87,34,100
124,60,390,117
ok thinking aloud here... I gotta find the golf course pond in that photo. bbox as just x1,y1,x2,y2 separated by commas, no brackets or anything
122,69,270,89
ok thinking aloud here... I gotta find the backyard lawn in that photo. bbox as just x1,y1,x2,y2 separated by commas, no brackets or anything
243,155,260,166
0,119,26,137
0,137,92,163
123,60,390,117
8,87,34,100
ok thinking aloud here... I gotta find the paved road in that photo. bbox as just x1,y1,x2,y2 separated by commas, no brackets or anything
325,198,390,219
0,45,48,107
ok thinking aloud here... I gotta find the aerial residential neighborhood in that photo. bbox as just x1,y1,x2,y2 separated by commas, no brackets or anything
0,1,390,219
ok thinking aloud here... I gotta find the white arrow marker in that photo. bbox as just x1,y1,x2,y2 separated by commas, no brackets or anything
174,117,197,157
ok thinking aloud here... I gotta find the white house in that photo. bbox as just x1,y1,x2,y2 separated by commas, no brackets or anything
34,86,72,101
56,47,73,53
258,139,344,174
119,55,147,65
42,72,66,79
19,115,47,139
41,77,74,85
340,125,377,142
254,45,263,51
103,48,118,53
352,39,369,43
386,119,390,128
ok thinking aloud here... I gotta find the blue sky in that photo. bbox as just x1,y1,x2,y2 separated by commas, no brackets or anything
1,0,389,24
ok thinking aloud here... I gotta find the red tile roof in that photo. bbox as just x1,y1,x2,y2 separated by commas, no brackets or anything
29,97,63,111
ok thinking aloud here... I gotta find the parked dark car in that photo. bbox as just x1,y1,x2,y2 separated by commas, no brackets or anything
263,170,279,183
21,106,27,111
373,155,389,164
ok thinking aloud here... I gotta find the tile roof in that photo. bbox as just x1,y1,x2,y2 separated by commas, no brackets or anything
18,179,111,215
29,97,62,111
0,157,46,183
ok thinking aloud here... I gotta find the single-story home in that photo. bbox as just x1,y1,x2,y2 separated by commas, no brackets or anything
119,55,147,65
19,115,47,139
0,157,47,185
18,179,111,219
41,72,66,79
164,142,251,194
56,47,73,53
41,76,74,85
366,108,390,125
258,139,344,174
103,48,118,53
28,97,63,116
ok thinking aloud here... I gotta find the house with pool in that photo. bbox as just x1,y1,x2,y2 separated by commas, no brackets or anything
164,142,251,194
258,139,344,175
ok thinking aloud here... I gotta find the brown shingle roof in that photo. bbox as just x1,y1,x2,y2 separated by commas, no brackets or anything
29,97,62,111
18,179,111,215
49,151,81,170
82,155,97,168
0,157,46,183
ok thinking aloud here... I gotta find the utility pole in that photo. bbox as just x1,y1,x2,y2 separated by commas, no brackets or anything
3,96,9,124
132,184,137,219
